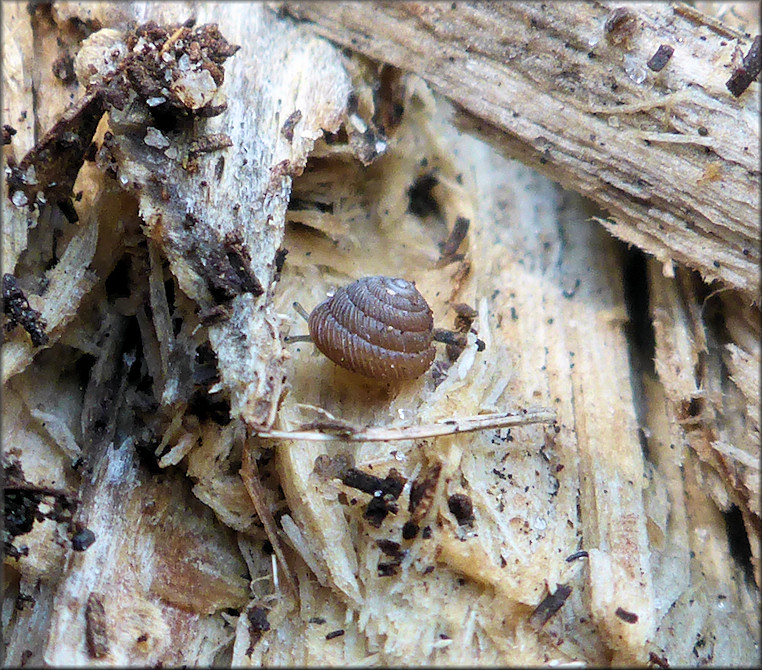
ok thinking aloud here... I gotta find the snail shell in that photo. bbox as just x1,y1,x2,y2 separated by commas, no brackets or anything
308,276,435,381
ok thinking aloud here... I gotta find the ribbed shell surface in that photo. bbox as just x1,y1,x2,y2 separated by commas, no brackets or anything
308,276,435,381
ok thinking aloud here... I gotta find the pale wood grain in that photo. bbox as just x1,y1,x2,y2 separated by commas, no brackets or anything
2,2,38,274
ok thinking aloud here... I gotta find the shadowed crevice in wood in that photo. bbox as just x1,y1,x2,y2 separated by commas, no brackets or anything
723,504,755,584
622,245,657,379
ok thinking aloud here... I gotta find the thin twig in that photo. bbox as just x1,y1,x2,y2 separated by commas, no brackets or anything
240,443,298,597
256,408,556,442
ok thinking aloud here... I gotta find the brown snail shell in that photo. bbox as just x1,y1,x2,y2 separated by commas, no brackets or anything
308,276,435,381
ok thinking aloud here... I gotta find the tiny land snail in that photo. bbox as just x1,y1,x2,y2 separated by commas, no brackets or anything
293,276,437,382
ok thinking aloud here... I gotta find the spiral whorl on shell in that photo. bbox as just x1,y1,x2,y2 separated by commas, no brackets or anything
308,276,436,381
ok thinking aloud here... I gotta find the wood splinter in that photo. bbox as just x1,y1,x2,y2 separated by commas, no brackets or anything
726,35,761,97
240,444,298,598
256,408,556,442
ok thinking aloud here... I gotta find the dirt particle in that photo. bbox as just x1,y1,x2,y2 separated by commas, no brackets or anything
2,124,17,145
52,54,76,83
2,274,49,347
529,584,573,629
615,607,639,624
605,7,639,46
281,110,303,141
447,493,475,526
439,216,470,259
726,35,761,97
85,593,109,659
646,44,674,72
72,527,96,551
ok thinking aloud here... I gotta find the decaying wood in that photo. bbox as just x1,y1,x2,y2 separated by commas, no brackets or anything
2,195,100,383
70,4,351,431
3,2,759,667
258,408,557,441
43,444,249,665
277,1,761,301
2,2,39,276
649,260,761,584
